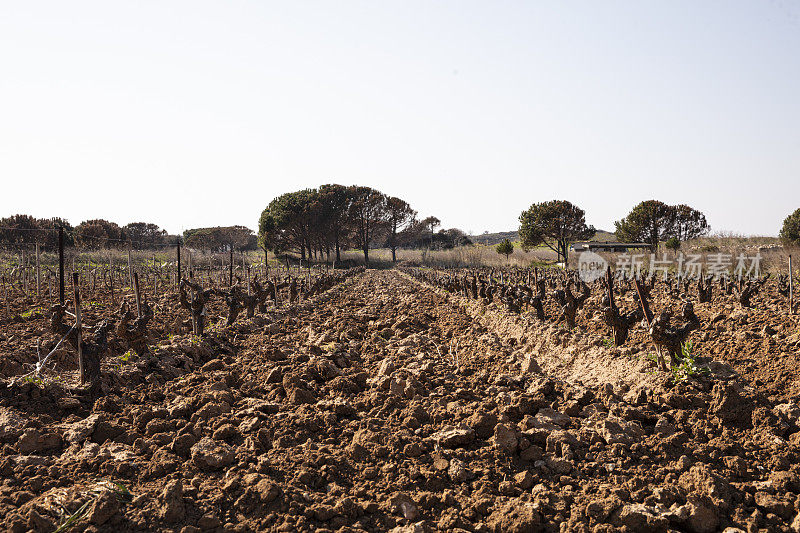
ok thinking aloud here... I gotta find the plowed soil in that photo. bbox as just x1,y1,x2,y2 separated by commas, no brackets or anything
2,270,800,532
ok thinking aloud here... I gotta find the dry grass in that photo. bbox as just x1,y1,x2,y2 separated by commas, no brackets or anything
394,245,557,269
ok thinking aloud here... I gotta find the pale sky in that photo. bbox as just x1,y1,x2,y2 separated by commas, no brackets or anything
1,1,799,236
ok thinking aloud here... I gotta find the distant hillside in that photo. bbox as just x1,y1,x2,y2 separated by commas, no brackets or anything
469,229,615,245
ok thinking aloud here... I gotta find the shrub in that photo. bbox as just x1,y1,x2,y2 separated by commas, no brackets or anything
780,208,800,246
665,237,681,252
495,239,514,260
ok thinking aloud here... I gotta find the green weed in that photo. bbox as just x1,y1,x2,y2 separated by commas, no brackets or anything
669,341,710,383
21,307,41,319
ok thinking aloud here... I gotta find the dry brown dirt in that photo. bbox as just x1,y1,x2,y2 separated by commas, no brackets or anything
1,269,800,532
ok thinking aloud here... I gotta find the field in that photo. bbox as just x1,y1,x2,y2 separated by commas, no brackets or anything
0,247,799,532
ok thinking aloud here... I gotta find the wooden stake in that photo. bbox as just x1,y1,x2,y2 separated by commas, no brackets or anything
1,276,7,318
72,272,84,384
133,272,142,318
790,255,794,315
35,243,41,297
58,226,65,303
22,250,27,296
127,245,133,289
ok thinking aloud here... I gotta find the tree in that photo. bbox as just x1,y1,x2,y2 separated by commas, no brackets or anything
258,210,277,251
385,196,416,262
0,215,74,248
0,214,42,245
496,238,514,260
40,217,75,247
615,200,675,252
665,237,681,254
124,222,167,249
317,184,352,262
420,216,441,248
780,208,800,246
258,185,419,265
74,219,127,249
347,186,388,264
436,228,471,249
672,204,710,242
398,222,471,250
262,189,318,260
519,200,595,264
183,226,257,252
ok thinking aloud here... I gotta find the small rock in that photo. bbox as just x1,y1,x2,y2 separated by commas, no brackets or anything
686,500,718,533
403,442,424,457
265,367,282,383
492,423,518,454
618,503,668,532
160,480,184,522
520,354,541,373
432,425,475,448
432,456,450,471
88,492,120,525
18,428,61,454
534,407,570,428
514,470,535,489
171,433,197,457
390,493,419,520
254,478,280,503
448,458,472,483
190,437,235,471
0,407,25,440
487,500,541,533
201,359,226,372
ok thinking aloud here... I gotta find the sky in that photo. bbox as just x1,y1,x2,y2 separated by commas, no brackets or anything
1,1,799,236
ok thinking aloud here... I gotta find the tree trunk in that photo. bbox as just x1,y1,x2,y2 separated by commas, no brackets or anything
391,246,397,262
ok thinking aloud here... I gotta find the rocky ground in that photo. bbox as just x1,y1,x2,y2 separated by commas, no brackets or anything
1,269,800,532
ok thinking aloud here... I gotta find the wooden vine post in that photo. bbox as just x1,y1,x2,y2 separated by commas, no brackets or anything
58,226,65,304
73,272,85,384
22,250,28,296
1,276,7,317
35,243,41,297
229,246,234,287
127,244,133,289
790,255,794,315
187,280,197,336
109,255,115,304
176,239,181,289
